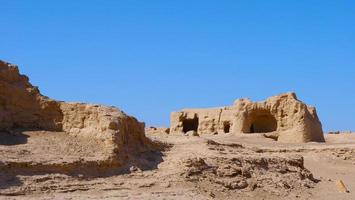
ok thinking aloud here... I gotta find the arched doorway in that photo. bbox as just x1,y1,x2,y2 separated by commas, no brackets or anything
223,121,231,133
182,117,199,133
245,110,277,133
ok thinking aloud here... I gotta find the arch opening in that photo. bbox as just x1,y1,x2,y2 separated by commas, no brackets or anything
182,117,199,133
248,112,277,133
223,121,231,133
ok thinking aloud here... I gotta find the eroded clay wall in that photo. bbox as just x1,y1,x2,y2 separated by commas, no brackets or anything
171,107,236,135
171,93,325,143
0,61,63,131
60,102,147,149
0,60,148,150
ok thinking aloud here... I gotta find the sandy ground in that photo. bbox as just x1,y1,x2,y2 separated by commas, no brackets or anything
0,131,354,200
0,131,110,164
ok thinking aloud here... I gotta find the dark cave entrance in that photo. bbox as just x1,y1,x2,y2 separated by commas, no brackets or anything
182,117,199,133
249,113,277,133
223,121,231,133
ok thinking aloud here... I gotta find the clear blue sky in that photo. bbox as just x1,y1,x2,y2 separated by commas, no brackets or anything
1,1,354,131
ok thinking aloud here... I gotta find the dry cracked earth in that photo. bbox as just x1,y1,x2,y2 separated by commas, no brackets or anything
0,131,354,200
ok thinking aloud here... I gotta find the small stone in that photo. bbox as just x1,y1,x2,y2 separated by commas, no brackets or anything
336,180,350,193
77,174,84,180
185,131,199,137
163,182,171,188
209,192,216,198
224,179,248,190
138,182,155,188
129,166,141,173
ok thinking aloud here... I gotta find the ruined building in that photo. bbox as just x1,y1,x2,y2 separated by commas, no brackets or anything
0,60,149,164
171,93,325,143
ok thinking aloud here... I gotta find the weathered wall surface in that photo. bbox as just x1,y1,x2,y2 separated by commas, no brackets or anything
0,60,148,154
0,61,63,131
171,93,325,143
170,107,234,135
60,103,147,152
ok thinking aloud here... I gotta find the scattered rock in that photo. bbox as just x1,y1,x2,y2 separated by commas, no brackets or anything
183,157,209,177
138,182,155,188
221,179,248,190
209,192,216,198
184,131,199,137
129,166,142,173
263,132,279,141
145,127,170,135
182,155,317,193
162,182,171,188
336,180,349,193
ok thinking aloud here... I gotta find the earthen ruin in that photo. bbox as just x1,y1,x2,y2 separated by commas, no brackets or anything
1,60,354,200
0,60,149,165
171,93,325,143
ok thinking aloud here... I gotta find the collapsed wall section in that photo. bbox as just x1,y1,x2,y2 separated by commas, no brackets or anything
170,107,235,135
60,102,147,152
0,60,148,159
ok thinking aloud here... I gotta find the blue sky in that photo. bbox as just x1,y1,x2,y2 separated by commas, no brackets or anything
1,0,354,131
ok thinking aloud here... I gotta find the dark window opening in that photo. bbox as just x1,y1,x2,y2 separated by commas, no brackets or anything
250,124,255,133
182,117,199,133
223,121,231,133
249,114,277,133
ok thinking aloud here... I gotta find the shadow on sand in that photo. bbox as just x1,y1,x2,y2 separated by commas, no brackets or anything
0,161,23,192
0,131,29,146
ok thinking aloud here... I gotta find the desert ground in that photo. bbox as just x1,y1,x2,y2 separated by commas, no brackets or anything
0,130,354,200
